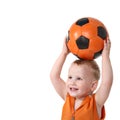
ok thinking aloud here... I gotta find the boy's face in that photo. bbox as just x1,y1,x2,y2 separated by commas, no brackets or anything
66,63,98,99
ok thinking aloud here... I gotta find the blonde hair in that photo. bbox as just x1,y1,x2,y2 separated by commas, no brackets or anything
73,59,100,80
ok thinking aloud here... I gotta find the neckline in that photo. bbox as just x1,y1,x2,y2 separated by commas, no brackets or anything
71,94,93,114
71,96,89,119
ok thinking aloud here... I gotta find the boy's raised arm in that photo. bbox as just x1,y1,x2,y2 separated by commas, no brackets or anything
95,39,113,107
50,38,69,100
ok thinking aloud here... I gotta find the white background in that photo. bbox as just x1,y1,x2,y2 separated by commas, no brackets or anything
0,0,119,120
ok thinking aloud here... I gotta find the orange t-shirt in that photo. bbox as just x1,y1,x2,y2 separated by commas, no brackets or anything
61,94,105,120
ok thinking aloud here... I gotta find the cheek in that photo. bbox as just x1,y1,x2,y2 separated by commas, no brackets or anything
66,79,73,85
78,82,92,90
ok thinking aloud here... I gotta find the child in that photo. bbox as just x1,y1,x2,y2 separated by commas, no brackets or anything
50,37,113,120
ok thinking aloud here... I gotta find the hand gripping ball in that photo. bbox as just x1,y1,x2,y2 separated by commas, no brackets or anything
67,17,109,60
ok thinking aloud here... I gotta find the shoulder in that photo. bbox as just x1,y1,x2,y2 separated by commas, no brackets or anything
65,93,75,102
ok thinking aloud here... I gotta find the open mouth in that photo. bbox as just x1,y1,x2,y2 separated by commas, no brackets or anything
70,87,79,91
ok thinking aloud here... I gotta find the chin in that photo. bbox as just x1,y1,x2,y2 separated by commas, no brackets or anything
68,91,87,99
68,92,78,97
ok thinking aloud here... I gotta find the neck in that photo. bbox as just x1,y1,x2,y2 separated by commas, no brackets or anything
74,98,84,110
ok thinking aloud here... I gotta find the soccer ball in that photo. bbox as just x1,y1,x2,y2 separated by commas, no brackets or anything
67,17,109,60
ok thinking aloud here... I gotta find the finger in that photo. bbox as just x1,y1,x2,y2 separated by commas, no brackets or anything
107,39,111,45
105,37,110,42
108,40,111,44
105,37,111,44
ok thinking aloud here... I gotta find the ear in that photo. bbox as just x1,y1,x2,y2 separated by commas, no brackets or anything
91,80,98,92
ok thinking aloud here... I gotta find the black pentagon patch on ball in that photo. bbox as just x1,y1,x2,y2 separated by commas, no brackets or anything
93,49,103,59
76,18,89,26
97,26,107,40
76,36,89,49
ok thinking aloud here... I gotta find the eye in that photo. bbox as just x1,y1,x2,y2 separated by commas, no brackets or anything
68,76,72,79
77,77,82,80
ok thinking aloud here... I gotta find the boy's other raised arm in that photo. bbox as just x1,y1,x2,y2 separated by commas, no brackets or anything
50,38,69,100
95,39,113,107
